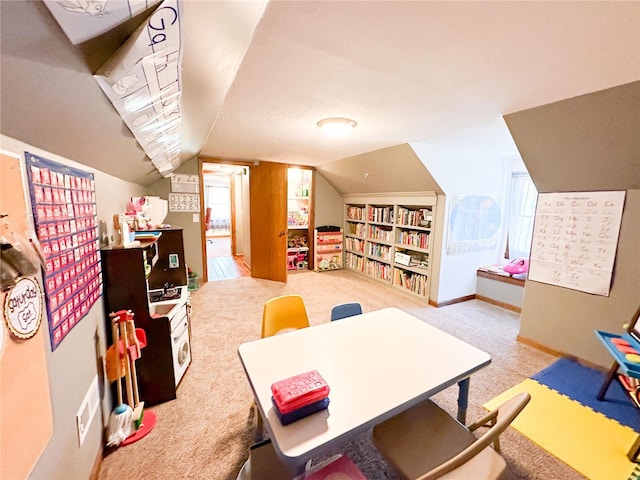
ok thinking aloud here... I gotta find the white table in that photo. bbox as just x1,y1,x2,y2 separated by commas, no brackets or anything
237,307,491,473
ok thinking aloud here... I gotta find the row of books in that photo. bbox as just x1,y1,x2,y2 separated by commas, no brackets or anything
368,206,394,224
345,252,365,272
345,237,365,253
367,243,391,261
397,207,432,228
394,269,428,295
346,206,366,221
365,259,391,281
396,231,430,249
346,223,366,237
368,225,393,242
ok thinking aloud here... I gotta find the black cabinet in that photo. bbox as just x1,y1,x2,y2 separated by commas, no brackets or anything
101,228,190,407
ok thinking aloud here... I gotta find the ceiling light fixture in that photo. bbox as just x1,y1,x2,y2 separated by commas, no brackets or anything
317,117,357,137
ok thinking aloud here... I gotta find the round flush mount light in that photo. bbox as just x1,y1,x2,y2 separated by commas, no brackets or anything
317,117,357,137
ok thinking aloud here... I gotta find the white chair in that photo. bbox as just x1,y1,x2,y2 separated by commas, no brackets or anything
372,392,531,480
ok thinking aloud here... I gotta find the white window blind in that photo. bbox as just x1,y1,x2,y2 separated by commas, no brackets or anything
506,172,537,259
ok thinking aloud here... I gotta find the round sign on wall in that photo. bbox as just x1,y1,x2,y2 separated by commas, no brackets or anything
3,277,43,339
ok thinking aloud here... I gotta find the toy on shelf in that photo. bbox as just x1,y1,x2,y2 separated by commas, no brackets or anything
287,234,309,271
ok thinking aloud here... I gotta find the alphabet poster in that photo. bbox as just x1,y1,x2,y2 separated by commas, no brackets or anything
528,191,626,296
25,152,102,350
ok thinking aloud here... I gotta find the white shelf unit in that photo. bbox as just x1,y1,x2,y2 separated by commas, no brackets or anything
314,228,343,272
287,168,313,270
343,193,437,301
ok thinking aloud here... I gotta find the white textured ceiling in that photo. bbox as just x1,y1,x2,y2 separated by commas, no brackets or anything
201,1,640,165
1,1,639,186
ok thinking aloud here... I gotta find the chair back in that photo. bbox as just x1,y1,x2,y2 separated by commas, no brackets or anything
417,391,531,480
262,294,310,337
330,302,363,321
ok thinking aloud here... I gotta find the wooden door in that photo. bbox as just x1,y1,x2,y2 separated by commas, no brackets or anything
250,162,288,282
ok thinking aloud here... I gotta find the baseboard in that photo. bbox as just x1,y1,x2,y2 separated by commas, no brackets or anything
429,294,475,308
516,334,564,357
475,295,522,313
515,334,604,371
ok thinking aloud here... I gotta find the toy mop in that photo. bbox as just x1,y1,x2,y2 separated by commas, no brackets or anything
105,310,156,447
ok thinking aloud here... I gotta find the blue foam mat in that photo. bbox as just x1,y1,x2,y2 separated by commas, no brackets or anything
531,357,640,432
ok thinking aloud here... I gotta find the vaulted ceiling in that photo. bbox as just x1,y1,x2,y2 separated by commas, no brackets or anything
1,1,638,186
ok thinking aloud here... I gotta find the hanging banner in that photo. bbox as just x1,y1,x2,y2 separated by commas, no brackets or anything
25,152,102,351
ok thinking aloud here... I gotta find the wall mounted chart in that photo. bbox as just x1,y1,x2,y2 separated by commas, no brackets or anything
528,191,626,296
25,152,102,350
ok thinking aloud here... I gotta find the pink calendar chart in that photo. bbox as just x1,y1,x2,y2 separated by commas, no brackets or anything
25,152,102,351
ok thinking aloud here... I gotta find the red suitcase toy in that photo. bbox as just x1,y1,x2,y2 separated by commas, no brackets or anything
271,370,330,414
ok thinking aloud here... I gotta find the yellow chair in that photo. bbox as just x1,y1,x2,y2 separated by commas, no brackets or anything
252,294,310,442
372,392,531,480
261,294,310,338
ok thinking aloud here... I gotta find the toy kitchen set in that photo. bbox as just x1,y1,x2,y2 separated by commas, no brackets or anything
101,197,191,407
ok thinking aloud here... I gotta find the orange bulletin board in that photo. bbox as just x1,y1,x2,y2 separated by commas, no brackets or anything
1,152,53,479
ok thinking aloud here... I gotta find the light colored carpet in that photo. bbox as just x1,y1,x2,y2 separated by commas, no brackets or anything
98,270,587,480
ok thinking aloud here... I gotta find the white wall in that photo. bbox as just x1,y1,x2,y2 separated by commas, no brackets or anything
1,135,146,480
410,118,524,304
314,172,343,229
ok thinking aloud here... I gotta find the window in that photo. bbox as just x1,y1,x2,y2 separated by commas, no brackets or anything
506,172,537,259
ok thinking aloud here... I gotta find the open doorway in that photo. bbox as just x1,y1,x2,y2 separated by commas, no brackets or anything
201,162,251,281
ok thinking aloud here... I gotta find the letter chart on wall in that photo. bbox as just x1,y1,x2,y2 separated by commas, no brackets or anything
528,191,626,296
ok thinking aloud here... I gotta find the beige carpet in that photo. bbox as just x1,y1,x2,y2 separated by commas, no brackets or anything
98,270,586,480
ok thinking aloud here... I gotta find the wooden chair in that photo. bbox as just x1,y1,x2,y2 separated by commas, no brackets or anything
372,392,531,480
330,302,363,321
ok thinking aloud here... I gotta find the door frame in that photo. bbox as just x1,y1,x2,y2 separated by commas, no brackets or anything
199,157,251,283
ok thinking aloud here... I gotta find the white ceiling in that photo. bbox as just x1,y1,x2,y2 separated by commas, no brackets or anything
1,1,639,186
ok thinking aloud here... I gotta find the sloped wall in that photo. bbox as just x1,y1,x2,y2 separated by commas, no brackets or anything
504,81,640,367
505,81,639,192
317,144,443,195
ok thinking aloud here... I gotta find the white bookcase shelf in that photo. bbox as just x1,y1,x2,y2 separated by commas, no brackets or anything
343,193,437,301
314,227,343,272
